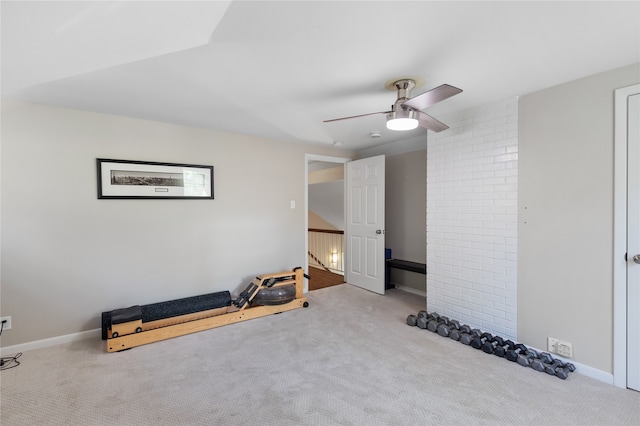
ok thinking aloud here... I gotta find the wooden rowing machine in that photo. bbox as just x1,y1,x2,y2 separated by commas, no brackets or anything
102,267,309,352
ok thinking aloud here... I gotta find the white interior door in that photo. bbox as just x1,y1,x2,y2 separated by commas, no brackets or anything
614,84,640,389
627,92,640,391
345,155,385,294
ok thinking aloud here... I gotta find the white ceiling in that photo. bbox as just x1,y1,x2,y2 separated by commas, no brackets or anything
2,1,639,151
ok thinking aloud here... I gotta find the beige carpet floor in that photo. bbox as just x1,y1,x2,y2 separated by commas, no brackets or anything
1,284,638,425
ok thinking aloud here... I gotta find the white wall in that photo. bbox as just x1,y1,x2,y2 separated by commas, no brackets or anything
426,98,518,341
0,101,353,348
518,62,640,373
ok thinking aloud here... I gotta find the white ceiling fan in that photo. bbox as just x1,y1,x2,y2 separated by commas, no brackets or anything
324,79,462,132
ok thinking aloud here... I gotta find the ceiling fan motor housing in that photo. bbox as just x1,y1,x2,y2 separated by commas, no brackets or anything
387,106,417,120
393,79,416,102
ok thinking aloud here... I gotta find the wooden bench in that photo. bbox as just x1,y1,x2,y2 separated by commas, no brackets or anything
385,259,426,289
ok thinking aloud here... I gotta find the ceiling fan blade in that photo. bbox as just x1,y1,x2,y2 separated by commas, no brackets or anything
402,84,462,111
323,110,391,123
416,111,449,132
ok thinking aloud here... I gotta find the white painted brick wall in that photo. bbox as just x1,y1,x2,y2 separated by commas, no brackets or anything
426,97,518,341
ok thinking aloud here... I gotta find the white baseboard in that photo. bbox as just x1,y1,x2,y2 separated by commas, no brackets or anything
0,328,101,356
527,345,613,386
395,284,426,298
574,362,614,385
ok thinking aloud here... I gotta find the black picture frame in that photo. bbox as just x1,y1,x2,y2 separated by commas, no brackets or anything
97,158,214,199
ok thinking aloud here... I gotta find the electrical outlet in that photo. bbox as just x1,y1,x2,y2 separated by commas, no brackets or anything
548,337,559,353
557,340,573,358
0,316,12,331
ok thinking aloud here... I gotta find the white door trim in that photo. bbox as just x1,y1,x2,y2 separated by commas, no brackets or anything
613,83,640,388
304,154,351,291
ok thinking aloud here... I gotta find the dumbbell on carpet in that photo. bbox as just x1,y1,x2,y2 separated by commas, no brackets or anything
408,311,435,328
417,312,439,329
555,362,576,380
471,332,493,350
517,348,539,367
417,316,428,329
481,336,505,354
406,314,418,326
418,312,438,329
530,352,554,372
460,329,482,345
427,315,449,333
407,311,440,330
405,312,575,380
407,310,436,328
494,339,515,358
449,324,471,341
543,359,564,375
505,343,528,362
437,320,461,337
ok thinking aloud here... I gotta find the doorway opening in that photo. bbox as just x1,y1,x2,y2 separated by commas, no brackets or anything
305,154,350,292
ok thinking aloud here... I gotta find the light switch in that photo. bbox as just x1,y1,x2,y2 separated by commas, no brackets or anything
290,200,295,209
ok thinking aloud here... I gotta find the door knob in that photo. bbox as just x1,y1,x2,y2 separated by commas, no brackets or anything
634,254,640,265
376,229,383,235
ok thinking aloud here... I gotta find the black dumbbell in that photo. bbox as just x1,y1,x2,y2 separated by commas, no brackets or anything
420,312,440,327
460,329,482,345
544,359,564,375
449,324,471,341
517,348,539,367
555,362,576,380
416,315,429,329
505,343,527,362
482,336,505,354
406,314,418,326
494,339,515,358
530,352,554,372
421,312,439,328
427,315,449,333
437,319,461,337
471,332,493,350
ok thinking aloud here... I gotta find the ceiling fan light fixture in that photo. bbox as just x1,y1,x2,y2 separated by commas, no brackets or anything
323,79,461,133
387,117,419,131
386,109,419,131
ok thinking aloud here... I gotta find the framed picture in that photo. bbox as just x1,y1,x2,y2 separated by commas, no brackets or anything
97,158,214,199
